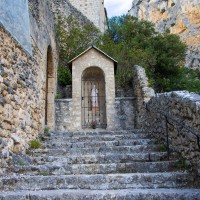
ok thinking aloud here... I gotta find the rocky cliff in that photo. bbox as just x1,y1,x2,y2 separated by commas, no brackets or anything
129,0,200,69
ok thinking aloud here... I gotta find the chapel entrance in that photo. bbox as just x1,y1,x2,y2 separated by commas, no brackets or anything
81,67,107,129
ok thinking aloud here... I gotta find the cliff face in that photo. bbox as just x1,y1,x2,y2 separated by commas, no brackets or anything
129,0,200,68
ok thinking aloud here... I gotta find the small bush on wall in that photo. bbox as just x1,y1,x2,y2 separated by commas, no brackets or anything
57,65,72,86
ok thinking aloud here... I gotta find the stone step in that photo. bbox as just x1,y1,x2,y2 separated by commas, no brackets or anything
33,152,168,165
43,134,150,143
12,161,180,176
1,189,200,200
44,138,156,148
30,145,159,156
0,172,194,191
50,129,144,137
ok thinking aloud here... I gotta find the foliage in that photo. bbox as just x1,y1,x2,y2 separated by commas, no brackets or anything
16,161,26,166
158,144,168,151
56,15,100,65
171,3,176,7
39,171,49,176
57,65,72,86
30,139,41,149
56,15,100,87
55,93,62,100
175,160,191,170
96,15,157,88
161,8,166,14
96,15,186,91
161,68,200,93
148,32,186,92
56,14,199,94
44,127,50,136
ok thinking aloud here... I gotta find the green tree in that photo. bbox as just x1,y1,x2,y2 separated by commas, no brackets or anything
56,15,100,86
96,15,189,92
56,15,100,66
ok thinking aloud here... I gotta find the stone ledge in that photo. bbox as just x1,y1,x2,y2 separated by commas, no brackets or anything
115,97,136,100
55,98,72,102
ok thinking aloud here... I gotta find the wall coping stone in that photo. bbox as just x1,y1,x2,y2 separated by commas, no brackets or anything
115,97,136,100
55,99,72,102
156,91,200,102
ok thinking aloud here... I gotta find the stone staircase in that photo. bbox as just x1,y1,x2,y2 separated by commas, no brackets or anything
0,130,200,199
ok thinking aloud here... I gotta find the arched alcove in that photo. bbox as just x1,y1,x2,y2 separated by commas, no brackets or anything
45,46,55,129
81,67,107,129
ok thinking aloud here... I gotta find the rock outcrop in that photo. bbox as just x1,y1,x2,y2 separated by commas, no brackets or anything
129,0,200,69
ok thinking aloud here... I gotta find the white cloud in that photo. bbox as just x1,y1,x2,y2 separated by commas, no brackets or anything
104,0,133,18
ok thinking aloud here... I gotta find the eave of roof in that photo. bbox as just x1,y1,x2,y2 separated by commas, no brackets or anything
68,46,118,74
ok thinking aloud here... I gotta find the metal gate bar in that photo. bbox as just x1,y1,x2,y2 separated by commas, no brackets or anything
81,79,107,129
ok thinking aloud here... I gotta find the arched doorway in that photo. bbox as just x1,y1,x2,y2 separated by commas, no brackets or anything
45,46,55,128
81,67,107,129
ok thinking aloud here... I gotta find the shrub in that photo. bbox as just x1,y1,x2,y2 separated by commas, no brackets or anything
30,139,41,149
166,68,200,94
171,2,175,7
161,8,166,14
175,160,191,170
55,93,62,99
57,66,72,86
44,127,50,136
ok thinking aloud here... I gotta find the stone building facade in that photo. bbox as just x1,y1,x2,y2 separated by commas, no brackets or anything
0,0,59,168
58,46,116,130
0,0,110,170
68,0,107,32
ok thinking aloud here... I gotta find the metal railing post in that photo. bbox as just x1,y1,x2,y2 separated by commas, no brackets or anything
165,116,170,160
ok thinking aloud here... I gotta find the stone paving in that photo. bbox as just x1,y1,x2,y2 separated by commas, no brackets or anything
0,130,200,199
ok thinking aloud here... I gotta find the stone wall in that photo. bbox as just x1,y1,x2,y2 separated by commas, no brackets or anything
0,0,58,172
129,0,200,69
71,48,116,130
132,65,155,128
114,97,135,130
67,0,107,32
144,91,200,173
48,0,94,26
133,65,200,173
55,99,72,131
55,97,135,131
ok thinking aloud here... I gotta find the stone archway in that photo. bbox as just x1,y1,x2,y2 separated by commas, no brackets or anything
81,67,107,129
45,46,55,129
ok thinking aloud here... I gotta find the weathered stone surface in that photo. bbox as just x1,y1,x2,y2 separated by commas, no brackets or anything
1,129,199,198
144,91,200,173
56,97,136,131
1,189,200,200
129,0,200,68
133,65,155,128
67,0,107,32
0,0,58,169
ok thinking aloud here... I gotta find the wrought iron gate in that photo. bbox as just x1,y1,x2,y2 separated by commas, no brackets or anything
81,79,107,129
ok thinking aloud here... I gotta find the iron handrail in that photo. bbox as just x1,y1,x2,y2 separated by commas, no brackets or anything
145,103,200,159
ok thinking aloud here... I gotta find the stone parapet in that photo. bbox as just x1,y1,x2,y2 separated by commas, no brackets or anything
114,97,136,130
144,91,200,173
55,97,136,131
133,65,155,128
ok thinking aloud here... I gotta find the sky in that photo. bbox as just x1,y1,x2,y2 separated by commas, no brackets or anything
104,0,133,18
